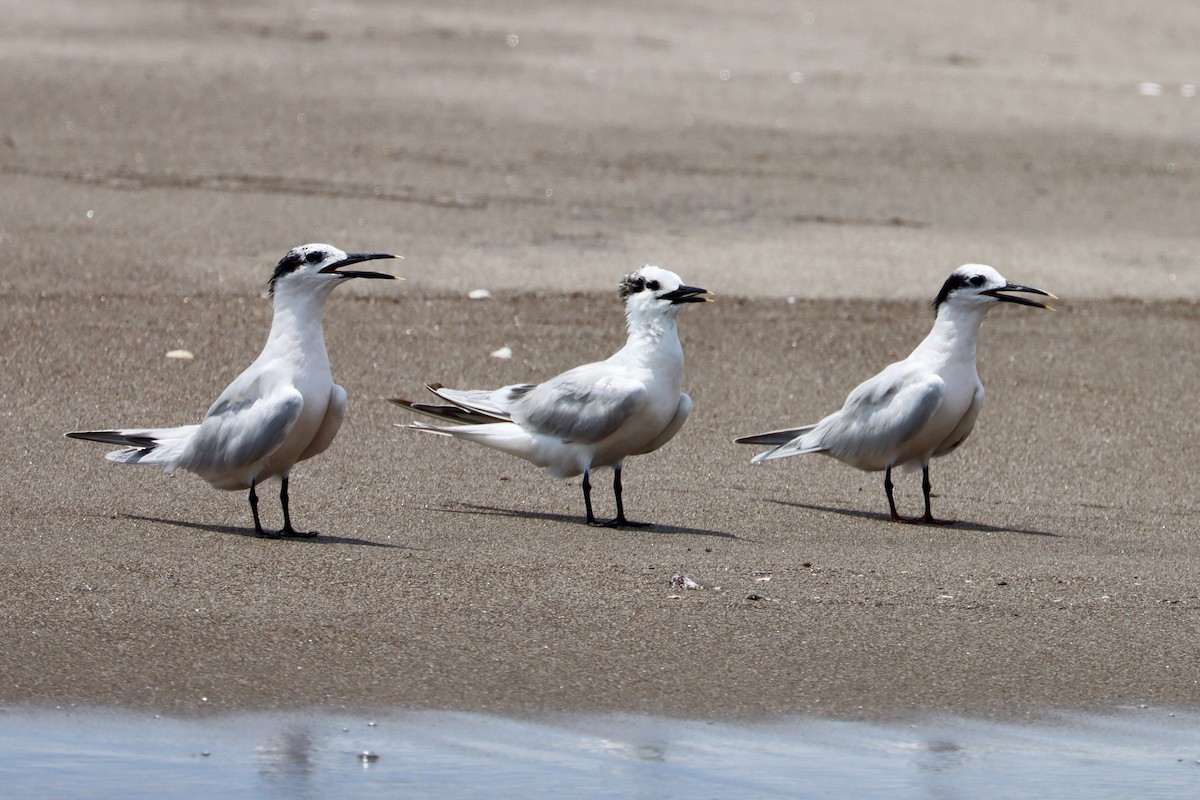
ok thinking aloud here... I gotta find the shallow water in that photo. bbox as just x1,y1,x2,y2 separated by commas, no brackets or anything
0,706,1196,798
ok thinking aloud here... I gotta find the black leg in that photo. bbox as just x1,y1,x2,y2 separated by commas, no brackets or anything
611,466,650,528
586,466,650,528
280,475,318,537
613,466,627,523
280,475,295,535
250,479,278,538
921,464,934,520
919,464,954,525
582,469,597,525
884,465,903,522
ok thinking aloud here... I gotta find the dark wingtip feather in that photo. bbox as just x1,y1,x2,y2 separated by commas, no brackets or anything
65,430,158,449
733,426,816,446
419,403,497,425
390,398,503,425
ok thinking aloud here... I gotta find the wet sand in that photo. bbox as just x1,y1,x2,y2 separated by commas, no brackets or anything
0,1,1198,720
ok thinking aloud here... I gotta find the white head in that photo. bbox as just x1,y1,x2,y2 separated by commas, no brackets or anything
932,264,1055,315
268,243,398,299
618,265,712,326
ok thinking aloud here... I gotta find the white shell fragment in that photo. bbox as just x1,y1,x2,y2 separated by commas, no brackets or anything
165,349,194,360
468,289,493,300
669,574,702,590
490,346,513,360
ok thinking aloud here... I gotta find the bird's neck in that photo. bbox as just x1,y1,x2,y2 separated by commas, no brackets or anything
618,312,683,367
262,288,333,363
911,304,985,365
626,311,680,344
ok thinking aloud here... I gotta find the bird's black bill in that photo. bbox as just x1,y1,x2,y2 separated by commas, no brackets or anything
983,282,1056,309
660,285,713,304
321,252,399,280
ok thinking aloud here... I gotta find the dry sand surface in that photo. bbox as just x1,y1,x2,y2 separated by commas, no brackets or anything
1,1,1198,720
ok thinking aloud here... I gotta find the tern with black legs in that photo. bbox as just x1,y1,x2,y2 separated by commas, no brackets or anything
736,264,1054,524
67,243,399,538
391,266,711,527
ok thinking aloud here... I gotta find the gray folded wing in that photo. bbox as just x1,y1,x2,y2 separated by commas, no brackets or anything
178,383,304,474
817,365,945,459
510,367,648,444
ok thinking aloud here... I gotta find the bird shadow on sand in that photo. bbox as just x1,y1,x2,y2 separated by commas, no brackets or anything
437,502,742,540
115,514,406,548
766,500,1062,537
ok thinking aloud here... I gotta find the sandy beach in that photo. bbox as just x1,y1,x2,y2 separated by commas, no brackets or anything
1,1,1197,721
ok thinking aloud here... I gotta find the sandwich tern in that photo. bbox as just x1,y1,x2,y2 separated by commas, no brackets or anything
391,266,712,527
67,243,399,538
735,264,1054,524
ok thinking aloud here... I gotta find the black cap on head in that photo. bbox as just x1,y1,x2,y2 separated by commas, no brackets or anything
268,248,312,296
932,271,972,312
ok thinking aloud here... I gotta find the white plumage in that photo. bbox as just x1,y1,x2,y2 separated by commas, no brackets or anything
737,264,1054,523
67,243,399,537
392,266,711,526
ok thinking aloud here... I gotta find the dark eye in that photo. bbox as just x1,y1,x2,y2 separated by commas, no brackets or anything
305,251,323,264
968,275,985,287
646,280,660,291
